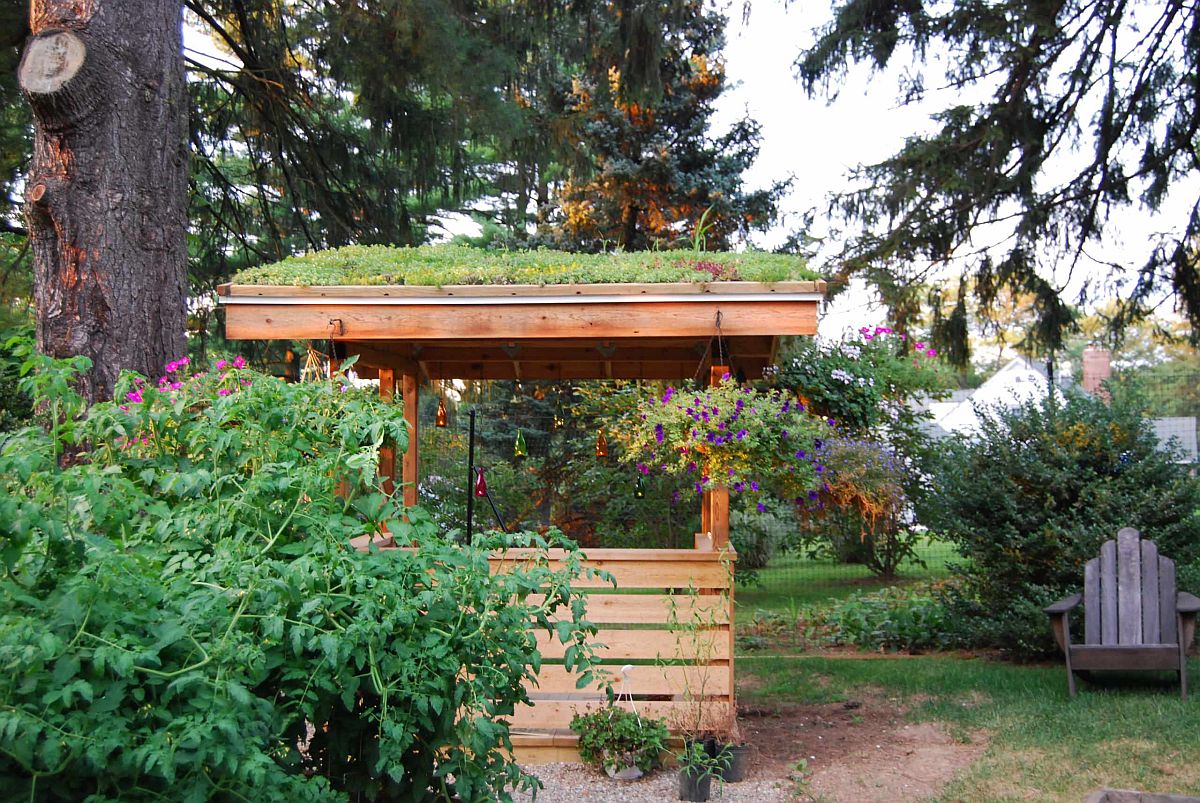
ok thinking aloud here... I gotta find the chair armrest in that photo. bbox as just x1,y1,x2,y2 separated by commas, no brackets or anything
1044,593,1082,616
1177,592,1200,614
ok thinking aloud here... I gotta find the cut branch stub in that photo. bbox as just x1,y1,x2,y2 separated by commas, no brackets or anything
19,29,103,131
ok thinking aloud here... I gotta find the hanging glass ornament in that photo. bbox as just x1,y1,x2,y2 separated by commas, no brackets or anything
513,428,528,459
595,428,609,458
474,466,488,497
634,473,646,499
435,396,448,428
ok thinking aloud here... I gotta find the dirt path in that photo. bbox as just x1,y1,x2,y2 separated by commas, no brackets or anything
739,696,988,802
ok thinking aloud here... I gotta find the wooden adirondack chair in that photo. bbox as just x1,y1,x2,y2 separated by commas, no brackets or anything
1045,527,1200,698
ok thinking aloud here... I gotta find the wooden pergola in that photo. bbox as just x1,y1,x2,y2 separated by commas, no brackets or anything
220,277,823,758
219,279,824,546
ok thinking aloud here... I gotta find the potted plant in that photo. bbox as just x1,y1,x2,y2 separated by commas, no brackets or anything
569,705,668,780
617,377,828,510
677,738,726,801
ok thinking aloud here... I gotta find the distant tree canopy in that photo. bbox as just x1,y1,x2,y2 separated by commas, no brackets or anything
798,0,1200,364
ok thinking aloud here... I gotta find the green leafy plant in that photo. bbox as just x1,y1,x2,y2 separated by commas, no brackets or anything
920,390,1200,657
0,343,600,801
232,244,815,287
807,586,953,652
569,705,668,776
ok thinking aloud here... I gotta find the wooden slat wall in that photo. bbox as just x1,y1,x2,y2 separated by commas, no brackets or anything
489,548,736,738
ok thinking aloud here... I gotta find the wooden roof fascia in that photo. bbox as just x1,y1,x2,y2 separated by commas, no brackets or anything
222,300,818,341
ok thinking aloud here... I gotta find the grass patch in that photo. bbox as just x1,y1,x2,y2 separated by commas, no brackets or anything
737,538,957,614
230,244,816,286
738,653,1200,800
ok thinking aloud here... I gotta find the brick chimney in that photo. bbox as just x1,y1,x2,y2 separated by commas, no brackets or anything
1082,346,1112,397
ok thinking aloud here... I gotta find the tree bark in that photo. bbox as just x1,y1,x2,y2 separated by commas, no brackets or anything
20,0,187,402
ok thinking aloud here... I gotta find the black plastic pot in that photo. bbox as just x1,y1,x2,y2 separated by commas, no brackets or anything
718,742,750,782
678,766,712,801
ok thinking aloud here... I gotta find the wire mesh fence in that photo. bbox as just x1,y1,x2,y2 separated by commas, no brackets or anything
414,382,956,619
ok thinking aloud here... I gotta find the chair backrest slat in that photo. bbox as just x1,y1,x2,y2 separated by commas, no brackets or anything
1084,557,1100,644
1117,528,1143,645
1099,539,1119,645
1159,555,1177,645
1081,528,1178,646
1140,537,1161,643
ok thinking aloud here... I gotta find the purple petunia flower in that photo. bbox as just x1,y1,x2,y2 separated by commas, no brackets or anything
663,387,675,404
756,502,766,513
655,423,665,444
750,480,759,491
734,482,745,492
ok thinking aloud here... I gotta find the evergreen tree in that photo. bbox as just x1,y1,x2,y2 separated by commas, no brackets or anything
797,0,1200,361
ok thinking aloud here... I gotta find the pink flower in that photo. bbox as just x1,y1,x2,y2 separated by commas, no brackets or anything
216,359,227,370
233,355,246,369
218,388,231,396
926,348,938,357
126,390,142,403
915,342,925,350
170,382,182,390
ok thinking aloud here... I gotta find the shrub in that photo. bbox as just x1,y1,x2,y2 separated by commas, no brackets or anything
808,586,953,652
730,497,791,574
920,390,1200,658
569,706,668,776
0,345,599,801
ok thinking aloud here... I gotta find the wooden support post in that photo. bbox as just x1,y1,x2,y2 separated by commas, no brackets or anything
402,371,419,507
707,487,730,549
378,367,395,496
704,364,731,549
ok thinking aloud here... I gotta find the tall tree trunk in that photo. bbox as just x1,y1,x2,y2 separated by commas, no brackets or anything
20,0,187,402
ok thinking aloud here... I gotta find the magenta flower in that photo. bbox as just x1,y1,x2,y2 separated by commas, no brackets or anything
126,390,143,403
637,462,650,475
233,355,247,369
926,348,938,357
218,388,231,396
216,359,227,370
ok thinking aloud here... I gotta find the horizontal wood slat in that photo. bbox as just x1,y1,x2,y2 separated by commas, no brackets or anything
526,593,729,625
509,699,733,732
492,553,732,590
529,664,731,697
535,628,730,661
1070,644,1181,671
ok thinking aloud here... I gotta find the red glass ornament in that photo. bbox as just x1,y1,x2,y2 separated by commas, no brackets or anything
474,466,488,497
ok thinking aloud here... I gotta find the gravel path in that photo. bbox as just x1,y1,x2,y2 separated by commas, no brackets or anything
512,763,795,802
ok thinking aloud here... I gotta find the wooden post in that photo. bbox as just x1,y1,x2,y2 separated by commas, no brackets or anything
705,364,731,549
378,367,395,496
401,370,419,507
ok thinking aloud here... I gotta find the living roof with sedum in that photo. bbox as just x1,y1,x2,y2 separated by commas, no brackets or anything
230,245,817,287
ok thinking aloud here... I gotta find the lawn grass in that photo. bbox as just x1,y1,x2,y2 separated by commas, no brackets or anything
738,653,1200,801
736,538,957,614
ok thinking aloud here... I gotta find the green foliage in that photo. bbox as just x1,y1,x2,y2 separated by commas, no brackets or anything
538,0,786,252
797,0,1200,352
231,244,814,287
780,328,947,577
0,344,599,800
569,706,668,776
729,497,792,574
805,587,952,652
780,327,948,437
920,390,1200,657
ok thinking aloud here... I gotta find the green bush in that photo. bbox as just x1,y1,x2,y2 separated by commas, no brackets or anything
808,587,953,652
920,391,1200,658
0,345,600,801
569,706,668,776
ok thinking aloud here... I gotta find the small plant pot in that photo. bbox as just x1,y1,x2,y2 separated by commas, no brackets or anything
678,766,712,801
718,742,751,782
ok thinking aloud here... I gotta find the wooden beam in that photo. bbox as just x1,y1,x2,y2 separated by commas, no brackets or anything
378,367,395,496
401,371,419,507
223,300,818,341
